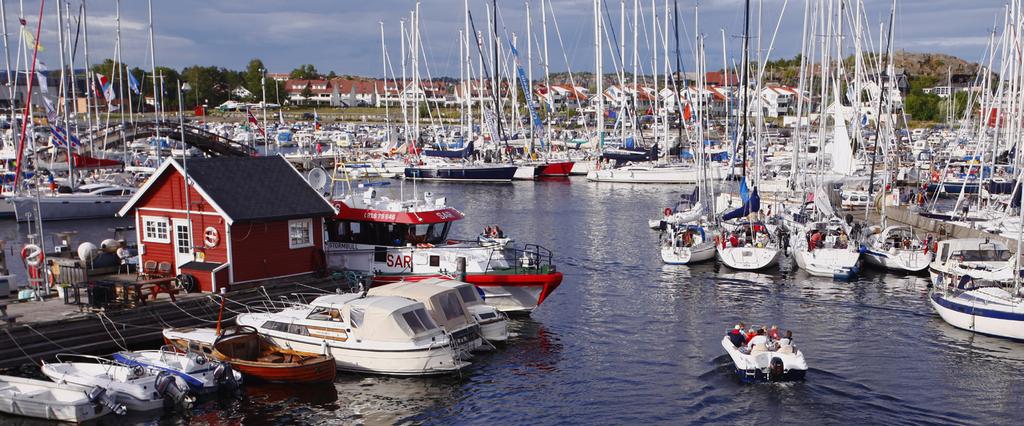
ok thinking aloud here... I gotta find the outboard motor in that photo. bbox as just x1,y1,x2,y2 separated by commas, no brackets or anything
768,357,785,382
87,386,127,416
155,371,194,410
213,362,241,390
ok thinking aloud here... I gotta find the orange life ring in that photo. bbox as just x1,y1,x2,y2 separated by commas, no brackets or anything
664,208,673,216
415,243,435,248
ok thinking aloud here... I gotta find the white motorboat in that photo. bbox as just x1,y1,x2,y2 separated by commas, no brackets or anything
721,335,808,383
368,281,483,353
235,294,470,376
0,375,121,422
113,348,241,394
929,280,1024,340
428,278,509,342
789,219,862,280
41,355,189,412
861,226,933,273
716,221,782,270
928,238,1015,284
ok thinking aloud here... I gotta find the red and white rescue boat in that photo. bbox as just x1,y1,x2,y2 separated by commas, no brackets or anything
323,187,563,314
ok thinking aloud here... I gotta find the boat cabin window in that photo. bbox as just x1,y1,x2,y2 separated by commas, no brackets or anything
939,244,949,261
956,247,1011,262
456,285,480,304
327,220,451,246
263,321,310,336
307,306,343,322
401,308,437,334
350,308,365,328
438,292,465,321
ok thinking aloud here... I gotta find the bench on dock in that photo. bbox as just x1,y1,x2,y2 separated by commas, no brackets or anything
120,277,179,306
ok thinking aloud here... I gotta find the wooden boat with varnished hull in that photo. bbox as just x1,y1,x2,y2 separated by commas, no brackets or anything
163,326,336,384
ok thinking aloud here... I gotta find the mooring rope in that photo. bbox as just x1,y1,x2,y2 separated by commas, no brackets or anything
96,313,129,352
3,328,41,367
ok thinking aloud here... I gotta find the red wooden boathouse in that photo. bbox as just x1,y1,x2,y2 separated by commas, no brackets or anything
117,156,337,292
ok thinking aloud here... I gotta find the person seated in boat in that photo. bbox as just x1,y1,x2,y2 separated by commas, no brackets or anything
728,233,740,248
727,325,745,348
746,328,769,353
744,327,758,344
493,225,505,238
808,230,822,252
681,230,694,247
482,226,493,239
778,330,793,346
754,232,768,248
769,325,780,340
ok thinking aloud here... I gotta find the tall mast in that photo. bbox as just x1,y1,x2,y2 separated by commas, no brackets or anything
148,0,160,164
595,0,603,148
56,0,73,188
542,0,551,149
651,0,657,152
492,0,506,155
740,0,750,179
464,0,473,142
0,0,14,144
82,0,95,154
867,0,896,218
526,1,533,151
115,0,127,163
381,21,391,148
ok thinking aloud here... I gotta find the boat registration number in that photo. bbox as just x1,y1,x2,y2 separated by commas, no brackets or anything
742,251,753,257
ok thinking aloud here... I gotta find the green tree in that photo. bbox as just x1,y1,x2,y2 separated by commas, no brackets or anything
290,64,320,79
242,58,266,101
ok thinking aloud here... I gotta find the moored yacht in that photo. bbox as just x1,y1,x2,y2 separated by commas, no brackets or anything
236,294,470,376
927,238,1015,284
367,281,483,352
861,226,933,273
789,218,862,280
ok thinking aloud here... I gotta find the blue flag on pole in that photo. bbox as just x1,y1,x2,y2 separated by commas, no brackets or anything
127,71,141,95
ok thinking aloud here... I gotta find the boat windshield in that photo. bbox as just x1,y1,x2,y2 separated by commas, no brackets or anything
456,285,480,304
956,248,1011,262
438,292,465,321
401,308,438,335
327,220,452,246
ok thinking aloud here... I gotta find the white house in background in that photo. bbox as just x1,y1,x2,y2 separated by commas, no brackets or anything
535,84,589,110
231,86,254,99
752,85,803,118
284,79,341,106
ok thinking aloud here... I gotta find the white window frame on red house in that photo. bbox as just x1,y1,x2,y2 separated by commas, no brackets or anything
288,219,314,249
142,216,170,243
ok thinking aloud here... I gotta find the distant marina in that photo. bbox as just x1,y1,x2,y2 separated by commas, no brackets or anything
1,0,1023,424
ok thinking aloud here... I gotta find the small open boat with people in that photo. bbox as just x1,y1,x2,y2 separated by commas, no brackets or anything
0,375,122,422
40,354,189,413
162,326,336,384
721,324,807,383
861,225,933,273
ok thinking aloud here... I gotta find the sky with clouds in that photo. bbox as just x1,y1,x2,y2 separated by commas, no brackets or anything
13,1,1007,77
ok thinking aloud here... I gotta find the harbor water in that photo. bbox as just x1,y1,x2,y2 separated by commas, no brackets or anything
4,179,1023,424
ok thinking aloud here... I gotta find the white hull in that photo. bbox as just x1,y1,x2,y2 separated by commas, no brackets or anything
717,246,781,270
791,248,861,279
479,318,509,342
478,285,544,314
0,376,111,423
513,165,537,180
660,241,717,265
721,337,807,382
586,167,700,183
863,248,931,272
234,316,469,376
569,161,595,175
929,289,1024,340
41,362,165,412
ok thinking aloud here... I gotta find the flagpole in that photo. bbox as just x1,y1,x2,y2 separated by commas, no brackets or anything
113,0,126,165
260,67,269,153
64,1,82,162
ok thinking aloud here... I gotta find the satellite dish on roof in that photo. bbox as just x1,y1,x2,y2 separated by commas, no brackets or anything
307,167,329,193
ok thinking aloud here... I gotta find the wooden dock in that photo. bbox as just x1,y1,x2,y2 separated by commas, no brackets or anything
0,273,353,371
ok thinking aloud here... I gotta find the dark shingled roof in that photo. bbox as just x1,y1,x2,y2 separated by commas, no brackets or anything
180,156,335,222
